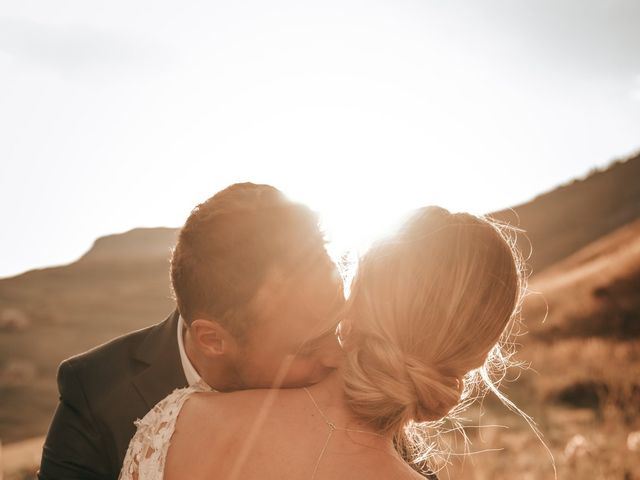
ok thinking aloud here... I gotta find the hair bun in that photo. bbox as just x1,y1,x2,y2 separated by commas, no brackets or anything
343,334,463,430
403,356,463,422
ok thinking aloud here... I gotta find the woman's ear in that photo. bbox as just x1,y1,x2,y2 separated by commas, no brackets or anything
189,318,238,358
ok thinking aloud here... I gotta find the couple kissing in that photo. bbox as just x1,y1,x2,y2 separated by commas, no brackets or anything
38,182,523,480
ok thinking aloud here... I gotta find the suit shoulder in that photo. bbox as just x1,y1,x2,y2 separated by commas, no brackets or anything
56,311,180,414
60,311,177,385
63,323,154,371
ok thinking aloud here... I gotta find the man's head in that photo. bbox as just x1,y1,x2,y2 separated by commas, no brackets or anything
170,183,344,390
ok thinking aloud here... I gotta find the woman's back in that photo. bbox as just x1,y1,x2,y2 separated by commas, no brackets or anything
164,380,425,480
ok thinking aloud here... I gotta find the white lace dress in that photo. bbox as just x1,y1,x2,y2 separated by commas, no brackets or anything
118,381,212,480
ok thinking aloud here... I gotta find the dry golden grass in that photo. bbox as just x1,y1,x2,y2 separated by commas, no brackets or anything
422,334,640,480
1,437,43,480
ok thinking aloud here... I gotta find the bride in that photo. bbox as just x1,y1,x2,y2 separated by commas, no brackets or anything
119,206,523,479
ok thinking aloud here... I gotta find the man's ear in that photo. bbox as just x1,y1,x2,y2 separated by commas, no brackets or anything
189,318,238,358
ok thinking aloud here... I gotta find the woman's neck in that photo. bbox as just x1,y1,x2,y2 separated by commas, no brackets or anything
306,368,393,442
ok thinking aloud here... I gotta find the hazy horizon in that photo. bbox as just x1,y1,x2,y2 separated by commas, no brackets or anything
2,0,639,277
1,153,636,280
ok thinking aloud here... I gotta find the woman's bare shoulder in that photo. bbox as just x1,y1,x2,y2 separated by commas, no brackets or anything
166,390,285,471
179,388,297,428
190,387,295,408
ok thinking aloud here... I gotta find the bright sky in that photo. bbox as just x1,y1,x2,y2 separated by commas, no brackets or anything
1,0,639,278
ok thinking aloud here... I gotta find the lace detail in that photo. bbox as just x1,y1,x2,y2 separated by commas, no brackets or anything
119,381,212,480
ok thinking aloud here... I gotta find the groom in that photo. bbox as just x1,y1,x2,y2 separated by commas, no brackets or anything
38,183,345,480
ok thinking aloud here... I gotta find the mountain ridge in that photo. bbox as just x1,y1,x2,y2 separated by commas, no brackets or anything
78,227,178,264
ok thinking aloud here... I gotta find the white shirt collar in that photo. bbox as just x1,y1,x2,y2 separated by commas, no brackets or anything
177,315,205,387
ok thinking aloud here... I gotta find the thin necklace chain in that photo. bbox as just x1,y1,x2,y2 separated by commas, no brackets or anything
303,387,384,480
303,387,385,437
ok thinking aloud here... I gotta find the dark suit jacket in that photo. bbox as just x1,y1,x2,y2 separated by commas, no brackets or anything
38,310,187,480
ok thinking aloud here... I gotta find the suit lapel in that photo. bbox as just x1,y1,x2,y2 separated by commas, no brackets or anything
132,310,189,410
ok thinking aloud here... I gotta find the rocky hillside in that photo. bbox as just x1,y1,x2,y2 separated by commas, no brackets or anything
491,152,640,273
0,229,179,442
524,218,640,340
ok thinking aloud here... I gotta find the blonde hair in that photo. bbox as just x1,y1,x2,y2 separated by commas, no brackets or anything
341,206,525,467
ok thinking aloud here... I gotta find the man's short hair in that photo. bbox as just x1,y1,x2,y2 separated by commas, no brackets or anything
170,182,332,337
